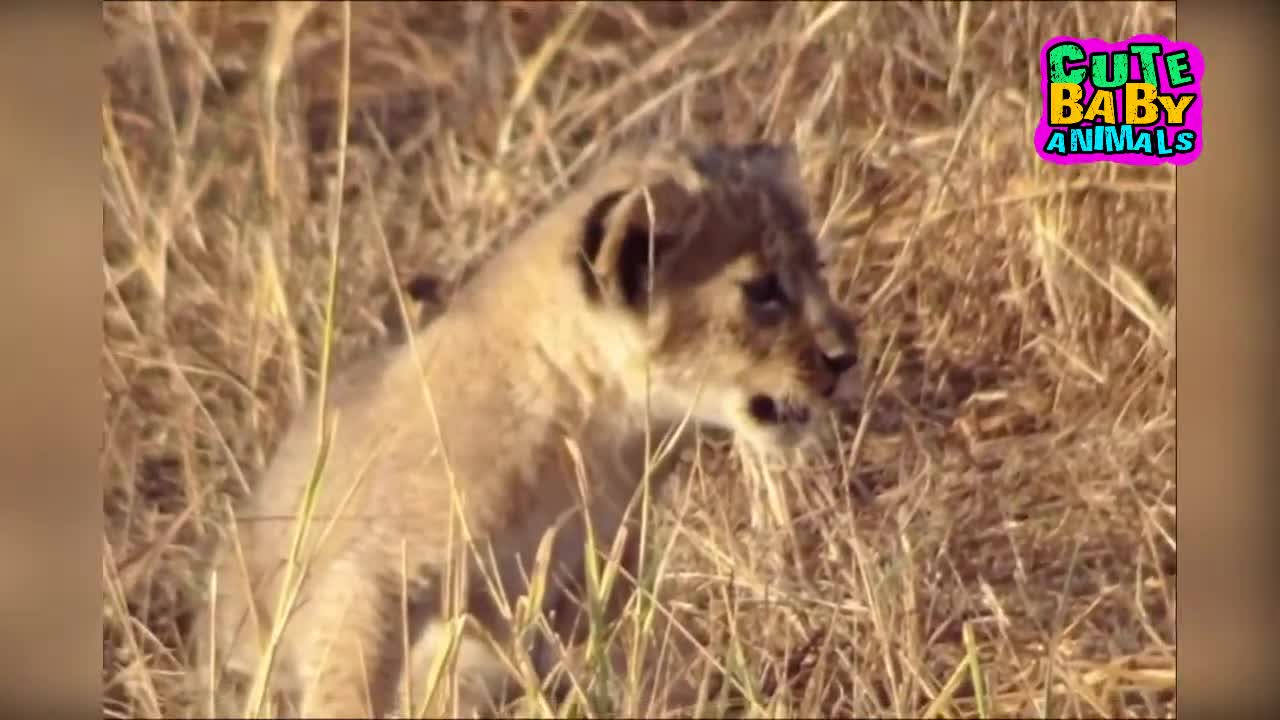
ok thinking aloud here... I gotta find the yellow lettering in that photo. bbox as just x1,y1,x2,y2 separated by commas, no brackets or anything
1124,83,1159,125
1049,83,1084,125
1082,90,1117,124
1156,94,1195,125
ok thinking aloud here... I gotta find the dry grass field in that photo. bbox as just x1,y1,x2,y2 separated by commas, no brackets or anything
102,2,1176,717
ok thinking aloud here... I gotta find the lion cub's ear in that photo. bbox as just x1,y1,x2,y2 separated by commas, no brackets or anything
578,177,702,311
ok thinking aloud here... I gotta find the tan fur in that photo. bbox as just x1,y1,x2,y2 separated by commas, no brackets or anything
194,140,860,718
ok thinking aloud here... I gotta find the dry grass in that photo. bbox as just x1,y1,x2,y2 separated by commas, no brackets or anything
102,1,1176,717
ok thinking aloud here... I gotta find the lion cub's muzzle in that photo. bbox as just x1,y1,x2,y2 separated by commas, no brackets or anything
744,335,860,447
811,305,861,401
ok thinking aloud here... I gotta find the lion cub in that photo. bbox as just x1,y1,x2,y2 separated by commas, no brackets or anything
196,140,859,718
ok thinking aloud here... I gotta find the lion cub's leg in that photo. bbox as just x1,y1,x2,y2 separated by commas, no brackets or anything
404,619,517,719
196,537,304,715
286,548,404,718
401,581,580,717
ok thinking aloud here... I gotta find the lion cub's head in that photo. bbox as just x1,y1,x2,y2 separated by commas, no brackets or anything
575,141,859,450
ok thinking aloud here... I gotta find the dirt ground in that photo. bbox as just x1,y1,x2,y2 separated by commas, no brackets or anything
102,2,1176,717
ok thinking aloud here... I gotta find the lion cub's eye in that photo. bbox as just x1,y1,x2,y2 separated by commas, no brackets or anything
743,273,788,305
742,272,789,323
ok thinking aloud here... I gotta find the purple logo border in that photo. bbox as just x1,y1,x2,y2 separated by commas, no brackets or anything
1034,33,1203,167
